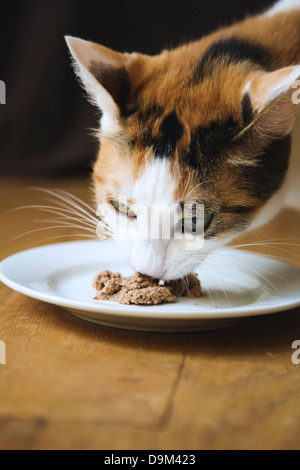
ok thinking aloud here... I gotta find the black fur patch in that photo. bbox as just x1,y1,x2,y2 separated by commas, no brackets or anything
153,111,184,158
184,117,242,171
138,110,184,159
140,129,156,149
241,93,253,127
242,135,291,200
90,61,130,117
193,37,270,82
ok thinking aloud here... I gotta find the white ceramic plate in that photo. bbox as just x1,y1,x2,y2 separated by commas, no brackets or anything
1,240,300,332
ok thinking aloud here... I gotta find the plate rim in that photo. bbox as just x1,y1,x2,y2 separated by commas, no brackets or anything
1,240,300,320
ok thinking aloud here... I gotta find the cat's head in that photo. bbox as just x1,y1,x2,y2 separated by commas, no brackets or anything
66,36,300,280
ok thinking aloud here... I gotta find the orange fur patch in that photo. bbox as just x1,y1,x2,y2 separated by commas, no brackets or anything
90,7,300,237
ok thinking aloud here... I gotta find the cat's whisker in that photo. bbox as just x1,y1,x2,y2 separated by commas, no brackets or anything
42,211,98,230
200,278,217,306
206,260,272,297
41,197,99,224
31,190,113,236
39,218,109,234
32,188,100,225
39,216,96,227
233,241,300,247
8,204,112,233
242,246,300,261
183,173,192,199
210,253,292,286
26,233,100,247
40,213,111,233
185,179,214,200
204,266,231,305
11,224,100,241
31,187,97,215
38,222,99,234
204,252,274,294
215,255,283,296
8,187,114,243
9,204,97,224
215,246,299,266
187,266,218,306
231,241,300,253
182,270,190,297
51,191,100,223
87,127,101,139
243,238,300,242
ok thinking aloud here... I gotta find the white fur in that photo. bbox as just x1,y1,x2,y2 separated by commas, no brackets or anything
265,0,300,16
128,160,177,279
130,159,176,206
65,36,121,133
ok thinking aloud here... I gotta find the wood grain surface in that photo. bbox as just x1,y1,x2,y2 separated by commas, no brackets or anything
0,177,300,450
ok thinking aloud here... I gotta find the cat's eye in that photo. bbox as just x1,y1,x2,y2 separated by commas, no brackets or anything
111,200,136,218
182,211,214,234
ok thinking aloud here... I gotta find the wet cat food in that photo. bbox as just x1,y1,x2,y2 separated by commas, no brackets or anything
93,271,202,305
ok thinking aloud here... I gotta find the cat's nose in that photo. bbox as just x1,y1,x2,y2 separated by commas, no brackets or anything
130,240,168,280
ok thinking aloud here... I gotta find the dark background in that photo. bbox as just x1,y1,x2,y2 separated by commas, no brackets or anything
0,0,274,176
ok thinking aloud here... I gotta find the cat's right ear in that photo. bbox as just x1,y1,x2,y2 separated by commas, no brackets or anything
65,36,134,132
240,66,300,141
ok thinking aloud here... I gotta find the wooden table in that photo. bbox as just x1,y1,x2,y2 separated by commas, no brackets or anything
0,177,300,450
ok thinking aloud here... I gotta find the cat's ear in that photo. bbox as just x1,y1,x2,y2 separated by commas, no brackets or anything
241,66,300,140
65,36,134,132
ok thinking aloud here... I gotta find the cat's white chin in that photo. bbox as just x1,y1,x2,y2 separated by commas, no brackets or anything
113,232,239,281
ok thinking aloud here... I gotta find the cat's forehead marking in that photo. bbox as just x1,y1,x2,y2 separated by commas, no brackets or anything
128,105,244,171
126,74,253,170
129,159,177,206
142,111,184,159
128,106,184,160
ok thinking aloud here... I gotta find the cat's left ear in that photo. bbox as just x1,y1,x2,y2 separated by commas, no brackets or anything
65,36,138,132
241,65,300,140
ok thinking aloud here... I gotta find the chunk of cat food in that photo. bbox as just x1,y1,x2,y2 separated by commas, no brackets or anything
93,271,201,305
166,275,202,299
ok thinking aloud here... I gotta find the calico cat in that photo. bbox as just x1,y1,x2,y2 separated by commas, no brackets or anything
66,0,300,281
